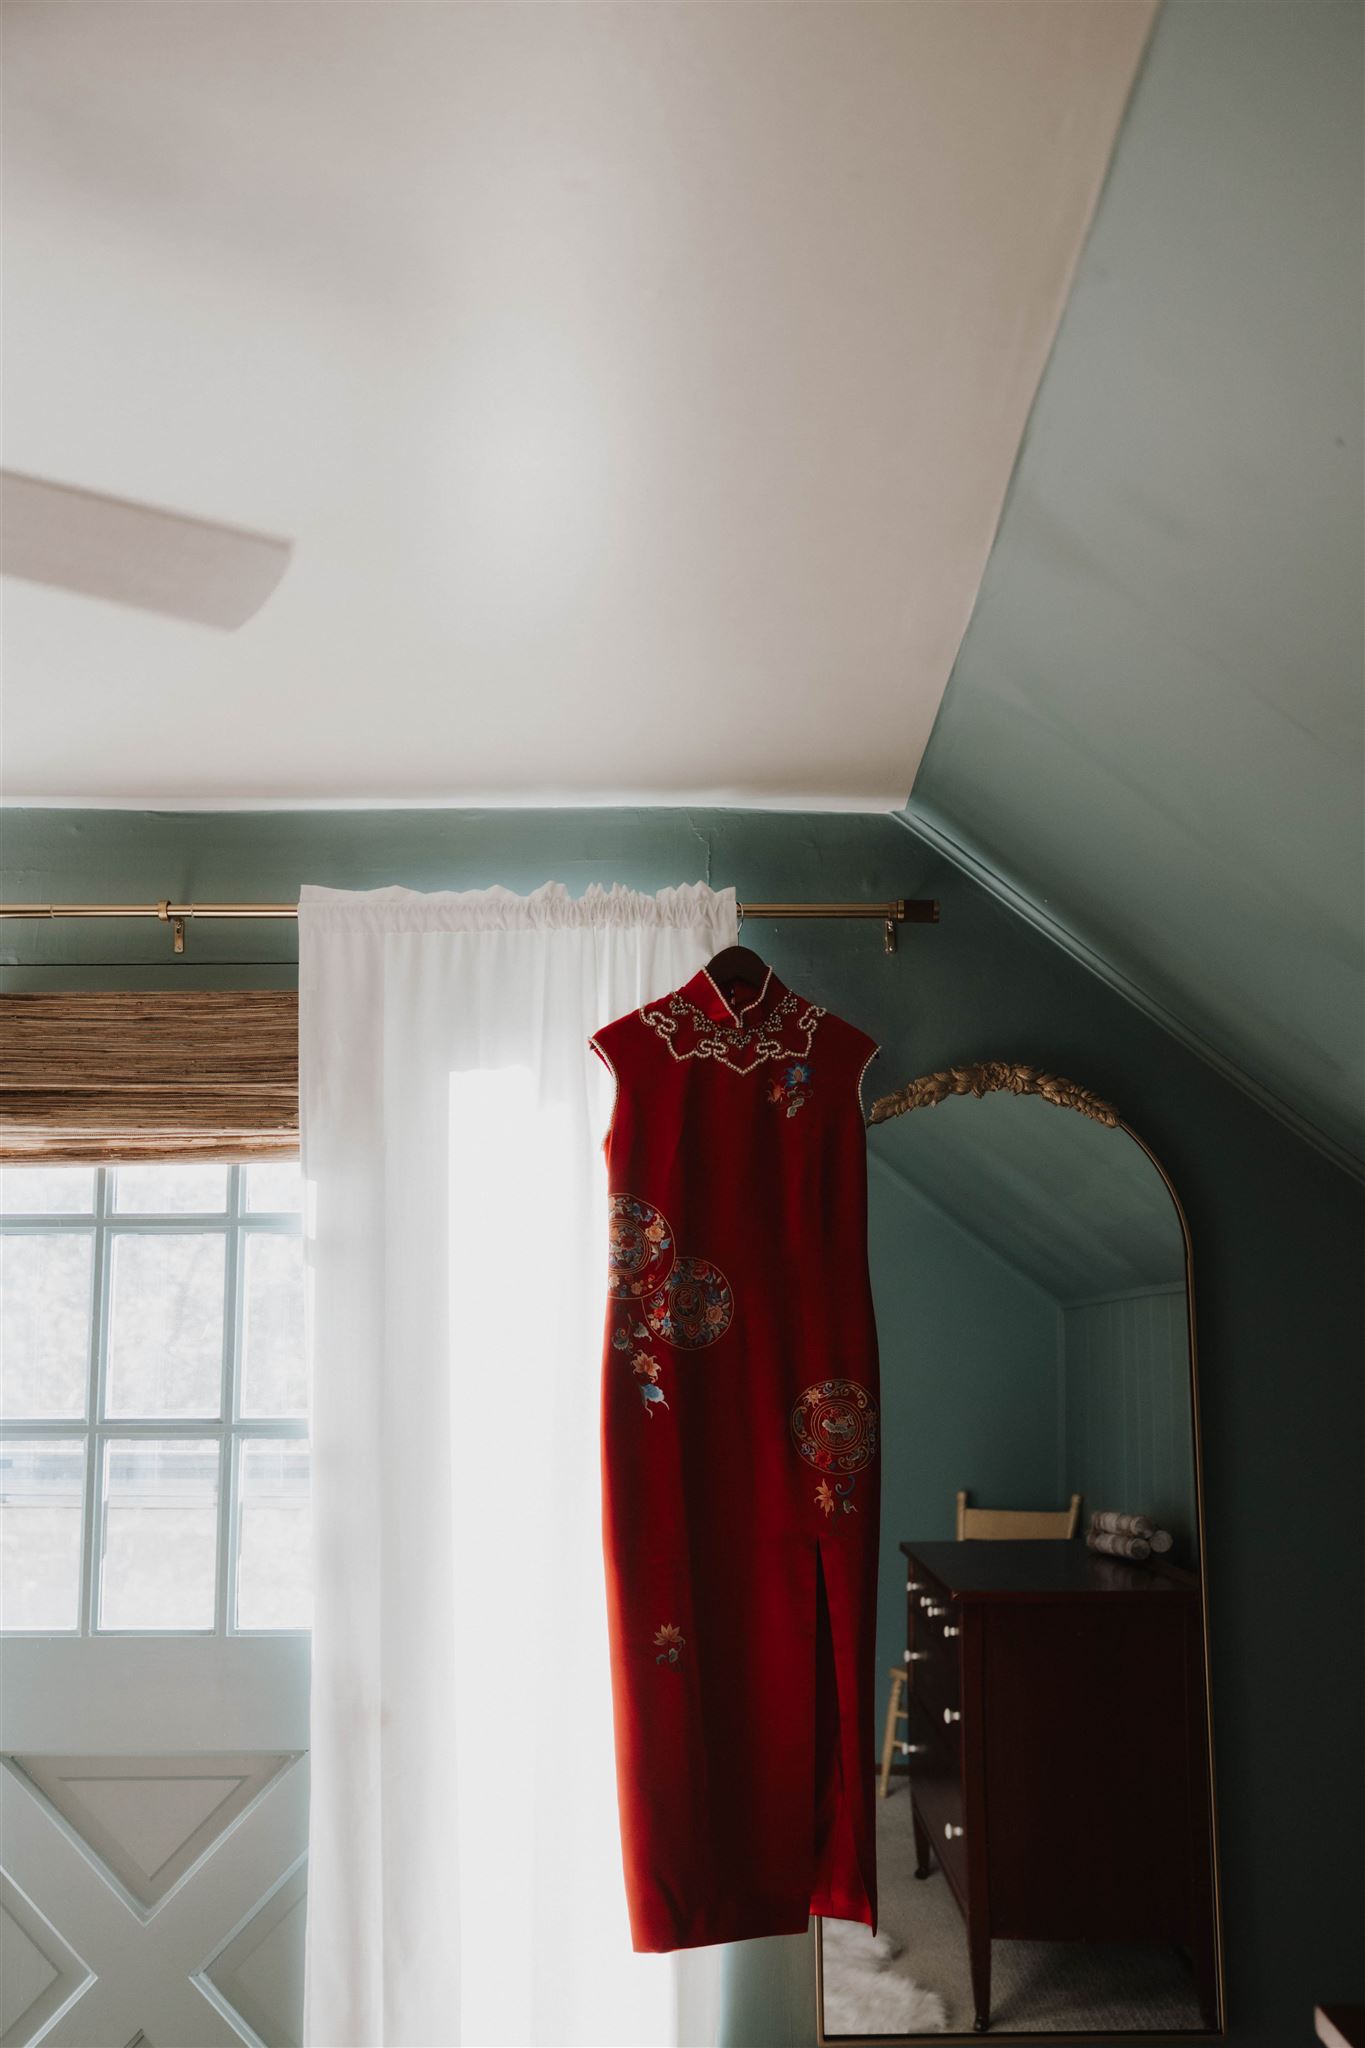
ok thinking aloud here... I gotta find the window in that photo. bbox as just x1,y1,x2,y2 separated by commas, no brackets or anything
0,1161,309,1634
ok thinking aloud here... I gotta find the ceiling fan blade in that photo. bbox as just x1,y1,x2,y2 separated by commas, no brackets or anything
0,469,292,629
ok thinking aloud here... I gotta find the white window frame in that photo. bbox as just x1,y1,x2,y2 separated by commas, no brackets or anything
1,1161,308,1638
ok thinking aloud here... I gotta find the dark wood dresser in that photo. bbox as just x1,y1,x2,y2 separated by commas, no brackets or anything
900,1539,1218,2033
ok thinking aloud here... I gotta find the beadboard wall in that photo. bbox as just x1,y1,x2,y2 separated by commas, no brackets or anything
1063,1286,1198,1568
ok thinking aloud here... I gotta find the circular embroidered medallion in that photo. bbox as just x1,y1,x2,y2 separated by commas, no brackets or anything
790,1380,879,1474
644,1256,734,1348
608,1195,675,1300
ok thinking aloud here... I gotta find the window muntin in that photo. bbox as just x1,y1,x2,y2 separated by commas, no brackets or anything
0,1161,309,1634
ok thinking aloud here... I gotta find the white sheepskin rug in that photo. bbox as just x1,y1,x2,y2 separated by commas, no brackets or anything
821,1919,948,2035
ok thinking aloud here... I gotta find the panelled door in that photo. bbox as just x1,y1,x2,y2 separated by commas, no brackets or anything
1,1161,311,2048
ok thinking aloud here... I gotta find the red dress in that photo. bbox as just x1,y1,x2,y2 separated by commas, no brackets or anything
591,965,881,1952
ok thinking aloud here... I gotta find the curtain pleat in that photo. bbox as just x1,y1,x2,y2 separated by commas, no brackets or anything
299,882,734,2048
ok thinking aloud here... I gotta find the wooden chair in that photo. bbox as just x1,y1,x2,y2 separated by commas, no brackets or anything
956,1488,1081,1541
878,1665,913,1799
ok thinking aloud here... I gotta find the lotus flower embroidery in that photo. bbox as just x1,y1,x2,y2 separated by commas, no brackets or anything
768,1062,813,1118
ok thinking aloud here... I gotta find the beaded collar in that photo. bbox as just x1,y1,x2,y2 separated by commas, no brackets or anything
641,969,825,1074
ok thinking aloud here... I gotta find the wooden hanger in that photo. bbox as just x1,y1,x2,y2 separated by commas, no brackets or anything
704,943,771,1007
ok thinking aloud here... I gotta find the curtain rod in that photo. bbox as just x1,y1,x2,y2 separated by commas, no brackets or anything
2,896,939,956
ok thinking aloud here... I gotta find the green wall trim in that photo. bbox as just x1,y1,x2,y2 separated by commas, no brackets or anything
895,804,1365,1187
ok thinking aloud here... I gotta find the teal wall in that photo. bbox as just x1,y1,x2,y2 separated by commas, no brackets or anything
868,1156,1062,1697
4,804,1363,2047
1063,1286,1197,1569
870,1087,1190,1301
908,0,1365,1179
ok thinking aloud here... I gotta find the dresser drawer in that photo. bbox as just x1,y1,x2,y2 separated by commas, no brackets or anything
909,1587,961,1716
908,1671,965,1768
906,1688,960,1789
911,1633,960,1722
909,1704,969,1898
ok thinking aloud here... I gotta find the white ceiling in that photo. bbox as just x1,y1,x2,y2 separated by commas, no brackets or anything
1,0,1152,810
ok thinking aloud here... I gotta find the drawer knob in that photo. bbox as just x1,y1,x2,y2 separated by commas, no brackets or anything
943,1625,960,1638
944,1823,964,1841
925,1603,945,1617
906,1650,928,1662
897,1742,927,1756
907,1579,921,1593
943,1707,961,1724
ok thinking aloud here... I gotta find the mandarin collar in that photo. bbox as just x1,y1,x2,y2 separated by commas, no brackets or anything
681,964,789,1027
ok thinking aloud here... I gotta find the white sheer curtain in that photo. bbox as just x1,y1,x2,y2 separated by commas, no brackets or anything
298,882,736,2048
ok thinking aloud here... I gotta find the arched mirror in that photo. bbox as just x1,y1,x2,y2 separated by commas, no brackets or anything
818,1064,1223,2041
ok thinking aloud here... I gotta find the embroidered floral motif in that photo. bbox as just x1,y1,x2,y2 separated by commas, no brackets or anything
768,1062,813,1117
815,1477,858,1517
633,1350,670,1415
624,1249,732,1412
608,1195,675,1299
791,1380,879,1479
608,1214,733,1415
641,988,826,1075
654,1623,686,1666
644,1256,734,1349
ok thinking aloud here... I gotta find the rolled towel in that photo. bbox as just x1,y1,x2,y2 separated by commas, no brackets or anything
1087,1528,1152,1561
1090,1508,1177,1556
1091,1509,1154,1540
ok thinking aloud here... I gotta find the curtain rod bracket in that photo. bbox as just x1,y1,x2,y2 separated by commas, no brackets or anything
157,900,186,955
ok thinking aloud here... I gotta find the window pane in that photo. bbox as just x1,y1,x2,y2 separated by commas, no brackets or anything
236,1439,310,1629
113,1164,229,1214
99,1438,218,1630
106,1234,225,1418
0,1166,95,1216
0,1439,85,1630
243,1162,303,1215
240,1233,306,1418
0,1233,93,1419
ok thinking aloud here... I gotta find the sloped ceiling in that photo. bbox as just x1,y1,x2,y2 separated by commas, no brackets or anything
1,1,1359,1185
905,0,1365,1178
0,0,1152,809
870,1091,1187,1304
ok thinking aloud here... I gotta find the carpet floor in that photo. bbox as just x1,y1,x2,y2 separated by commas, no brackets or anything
821,1783,1206,2037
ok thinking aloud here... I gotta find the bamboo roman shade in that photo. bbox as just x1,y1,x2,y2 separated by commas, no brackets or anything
0,991,299,1161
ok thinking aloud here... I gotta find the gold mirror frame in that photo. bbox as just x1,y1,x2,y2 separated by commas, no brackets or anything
868,1060,1120,1130
813,1063,1226,2044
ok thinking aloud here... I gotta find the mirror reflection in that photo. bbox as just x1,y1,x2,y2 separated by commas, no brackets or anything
820,1072,1219,2040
